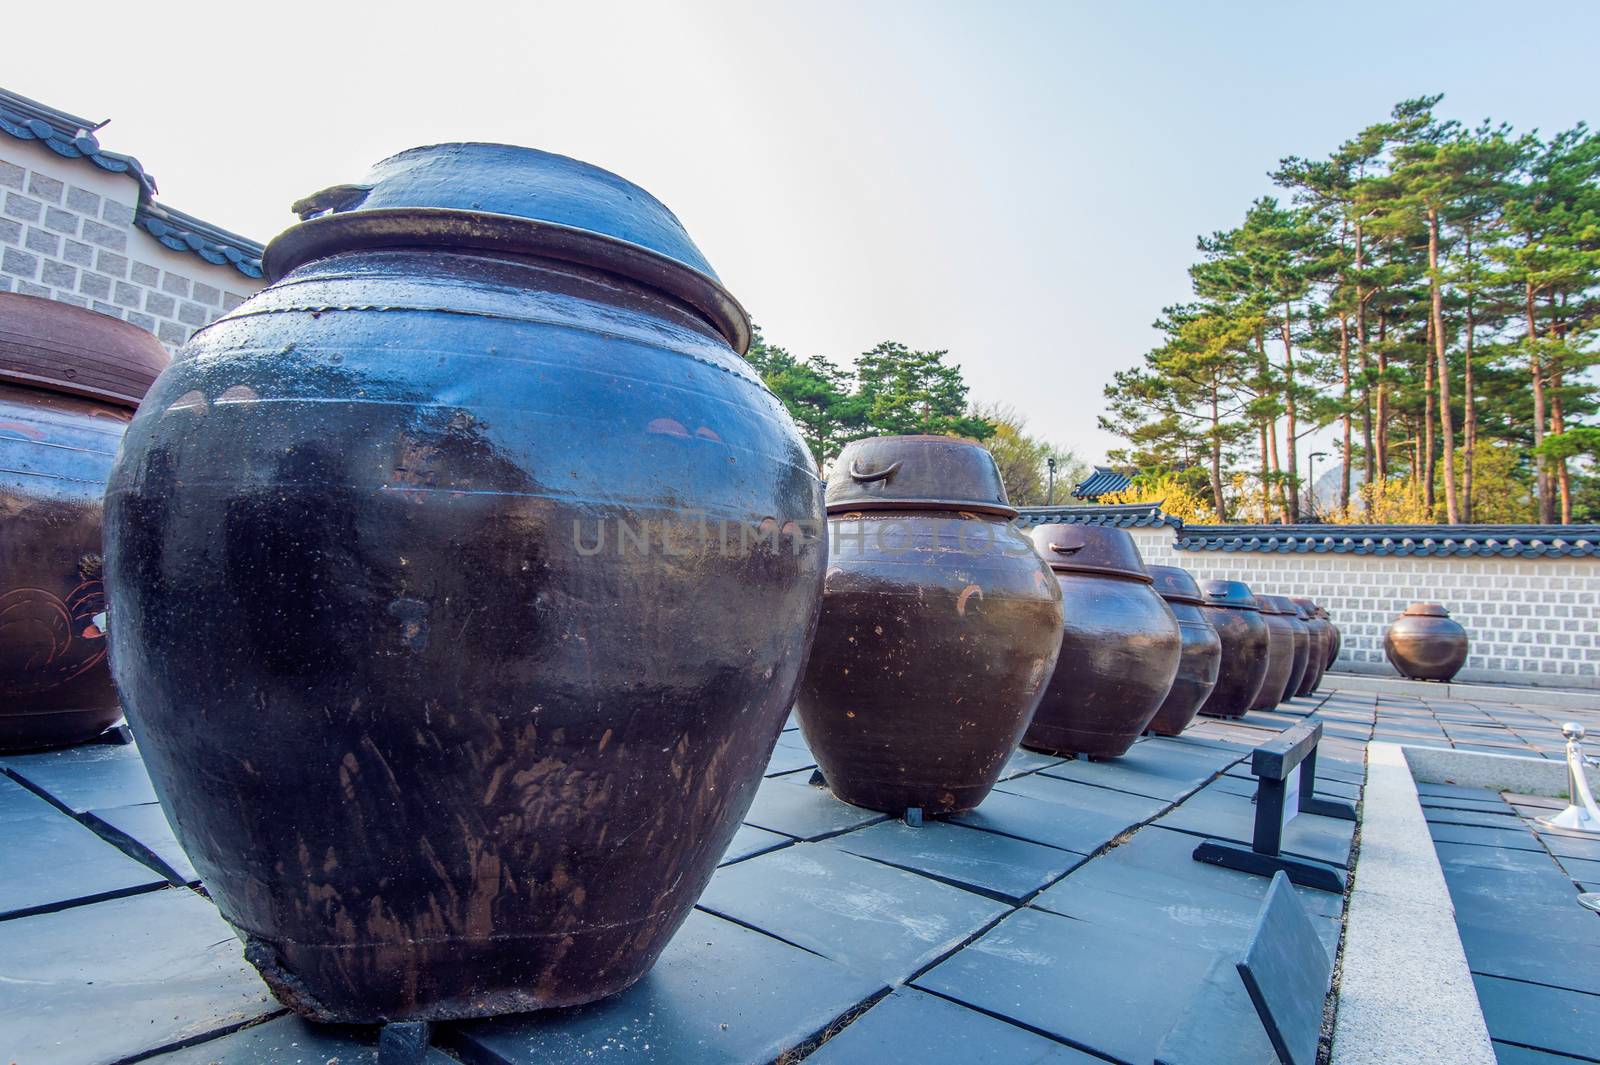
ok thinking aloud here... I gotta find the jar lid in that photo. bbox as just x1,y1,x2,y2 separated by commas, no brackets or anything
826,436,1015,517
1199,579,1261,611
263,143,750,353
1148,565,1204,604
1259,594,1299,617
0,292,170,408
1028,524,1151,582
1403,602,1451,618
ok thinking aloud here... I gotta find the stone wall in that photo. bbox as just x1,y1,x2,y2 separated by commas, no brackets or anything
1125,526,1600,691
0,136,262,353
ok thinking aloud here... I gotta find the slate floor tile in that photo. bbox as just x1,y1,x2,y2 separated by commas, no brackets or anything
1537,831,1600,864
455,910,886,1065
87,801,199,885
1472,974,1600,1062
913,906,1219,1065
764,743,818,777
741,778,886,840
825,819,1081,902
0,887,277,1065
1420,795,1520,815
1429,822,1547,853
0,740,158,812
1556,854,1600,886
1152,954,1280,1065
1425,808,1529,830
1036,739,1236,802
1035,826,1344,922
961,775,1166,854
719,824,791,866
145,1014,458,1063
1417,782,1503,801
696,845,1006,984
805,986,1099,1064
0,776,168,919
1154,783,1355,868
1491,1041,1596,1065
1455,919,1600,997
998,747,1067,780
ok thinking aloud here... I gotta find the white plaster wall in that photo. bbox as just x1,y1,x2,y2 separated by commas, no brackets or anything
1126,524,1600,690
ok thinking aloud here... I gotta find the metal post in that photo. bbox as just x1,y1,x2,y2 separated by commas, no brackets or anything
1046,456,1056,506
1539,723,1600,834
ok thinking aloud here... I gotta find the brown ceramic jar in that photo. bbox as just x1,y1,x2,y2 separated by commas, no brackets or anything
1194,580,1270,718
1325,607,1342,668
1290,597,1331,697
1145,566,1222,736
1022,525,1181,759
1260,595,1311,706
1246,595,1299,711
0,293,167,750
1385,603,1469,681
796,435,1064,814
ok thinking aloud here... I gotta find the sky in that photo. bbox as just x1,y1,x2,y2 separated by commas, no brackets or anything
11,1,1599,468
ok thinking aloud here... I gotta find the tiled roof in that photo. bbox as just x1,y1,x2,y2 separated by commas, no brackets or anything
0,87,264,279
1014,502,1181,530
1175,524,1600,558
1071,465,1132,499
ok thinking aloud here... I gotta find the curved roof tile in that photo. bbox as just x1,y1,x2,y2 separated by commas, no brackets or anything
1015,503,1182,530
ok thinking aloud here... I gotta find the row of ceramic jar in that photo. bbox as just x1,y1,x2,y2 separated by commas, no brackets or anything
0,143,1351,1026
796,433,1341,819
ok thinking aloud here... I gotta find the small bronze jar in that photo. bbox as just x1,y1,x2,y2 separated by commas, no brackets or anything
1194,580,1270,719
1290,597,1331,697
796,436,1063,815
1144,566,1222,736
1385,603,1469,682
1,293,168,751
1022,525,1181,759
1260,595,1311,706
1249,595,1300,711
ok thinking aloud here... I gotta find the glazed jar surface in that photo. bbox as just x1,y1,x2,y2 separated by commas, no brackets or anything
797,509,1062,814
1194,581,1270,718
1291,598,1331,697
1248,598,1298,711
0,384,129,749
1145,566,1221,737
103,146,825,1023
1261,595,1311,705
1022,526,1181,759
1385,603,1469,682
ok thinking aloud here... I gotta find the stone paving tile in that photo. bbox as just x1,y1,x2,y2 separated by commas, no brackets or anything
1536,829,1600,863
804,986,1100,1064
1035,737,1238,802
0,775,168,919
1429,822,1549,853
764,742,818,777
0,740,158,812
825,819,1081,902
1425,807,1531,830
998,746,1068,780
740,778,887,840
913,906,1220,1065
1471,974,1600,1062
456,909,887,1065
978,774,1168,852
1490,1042,1597,1065
0,887,277,1065
1154,781,1355,869
719,824,792,866
86,801,200,885
145,1014,458,1064
697,844,1006,984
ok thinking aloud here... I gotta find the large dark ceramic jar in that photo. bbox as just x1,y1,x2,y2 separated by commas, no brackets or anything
0,293,167,750
1022,525,1180,759
1325,606,1342,668
795,436,1062,815
1246,594,1298,711
102,145,826,1023
1194,580,1270,718
1290,597,1331,697
1385,603,1469,682
1145,566,1221,736
1259,595,1311,706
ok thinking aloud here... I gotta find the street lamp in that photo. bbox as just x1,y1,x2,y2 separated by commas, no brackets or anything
1046,456,1057,506
1307,452,1329,521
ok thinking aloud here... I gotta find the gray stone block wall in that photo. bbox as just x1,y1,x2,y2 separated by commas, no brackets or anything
0,144,261,354
1124,526,1600,691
